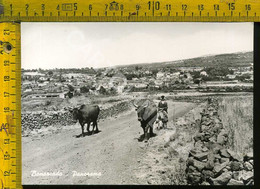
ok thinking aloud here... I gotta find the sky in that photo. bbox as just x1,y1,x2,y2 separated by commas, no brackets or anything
21,22,253,69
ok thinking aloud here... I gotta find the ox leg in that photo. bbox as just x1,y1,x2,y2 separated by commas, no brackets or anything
144,125,150,142
80,123,85,137
86,121,91,133
150,125,154,137
92,122,96,135
94,121,99,132
164,122,167,129
141,127,145,141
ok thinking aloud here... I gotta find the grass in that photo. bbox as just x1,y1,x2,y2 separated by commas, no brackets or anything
218,96,253,155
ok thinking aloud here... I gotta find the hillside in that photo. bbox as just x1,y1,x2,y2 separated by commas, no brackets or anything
116,51,253,69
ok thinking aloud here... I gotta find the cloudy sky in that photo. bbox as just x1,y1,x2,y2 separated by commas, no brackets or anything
21,22,253,69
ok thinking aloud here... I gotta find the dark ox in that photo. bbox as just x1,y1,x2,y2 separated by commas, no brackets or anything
133,100,157,142
71,104,100,136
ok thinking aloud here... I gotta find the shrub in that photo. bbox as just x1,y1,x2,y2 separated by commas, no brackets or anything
80,86,89,93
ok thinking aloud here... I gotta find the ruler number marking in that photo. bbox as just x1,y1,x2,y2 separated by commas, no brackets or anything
25,3,29,16
4,151,11,160
4,107,10,112
25,4,29,10
198,4,204,11
4,92,9,97
3,30,10,35
182,4,187,11
245,4,251,11
166,4,171,11
4,170,12,177
105,2,123,11
148,1,160,10
228,3,235,10
136,4,140,11
4,76,10,82
214,4,219,11
4,60,10,66
42,4,45,16
155,1,160,10
4,138,10,144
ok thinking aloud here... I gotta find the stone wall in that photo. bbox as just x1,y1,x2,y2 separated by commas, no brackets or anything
22,101,132,131
186,98,254,185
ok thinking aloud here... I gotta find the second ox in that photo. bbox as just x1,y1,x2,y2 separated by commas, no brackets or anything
71,104,100,136
133,100,157,142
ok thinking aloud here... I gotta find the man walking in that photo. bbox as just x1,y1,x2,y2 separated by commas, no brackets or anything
157,95,168,128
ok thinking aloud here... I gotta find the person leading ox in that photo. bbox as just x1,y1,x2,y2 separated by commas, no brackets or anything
156,95,168,128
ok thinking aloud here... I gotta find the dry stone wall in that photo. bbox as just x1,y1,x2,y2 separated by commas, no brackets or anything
186,98,254,185
22,101,132,131
22,111,74,130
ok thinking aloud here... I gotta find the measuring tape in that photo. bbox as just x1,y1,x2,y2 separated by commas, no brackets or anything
0,0,259,22
0,0,259,188
0,22,21,189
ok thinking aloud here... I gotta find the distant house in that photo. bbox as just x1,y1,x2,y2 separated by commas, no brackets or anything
200,71,208,77
26,92,66,99
23,72,45,77
154,80,164,87
135,83,147,89
38,81,49,87
226,74,236,79
172,72,180,76
156,71,165,79
23,72,45,80
144,70,152,75
24,88,32,92
39,76,47,81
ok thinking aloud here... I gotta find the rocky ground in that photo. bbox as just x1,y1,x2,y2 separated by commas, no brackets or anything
186,98,254,185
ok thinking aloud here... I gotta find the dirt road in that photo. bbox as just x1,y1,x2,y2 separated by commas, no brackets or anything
22,101,197,184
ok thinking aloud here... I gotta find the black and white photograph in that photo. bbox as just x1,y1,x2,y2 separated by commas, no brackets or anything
21,22,254,185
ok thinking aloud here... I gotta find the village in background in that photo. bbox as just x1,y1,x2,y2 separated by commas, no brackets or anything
22,51,253,99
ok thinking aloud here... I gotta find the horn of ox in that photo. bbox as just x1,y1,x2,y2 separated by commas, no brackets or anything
143,101,149,108
133,100,138,108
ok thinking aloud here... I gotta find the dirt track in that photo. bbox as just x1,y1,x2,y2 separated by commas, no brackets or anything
22,101,197,184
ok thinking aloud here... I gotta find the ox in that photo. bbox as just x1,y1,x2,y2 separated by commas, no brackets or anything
71,104,100,136
133,100,157,142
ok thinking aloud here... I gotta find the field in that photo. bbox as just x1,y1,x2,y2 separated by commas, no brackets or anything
219,96,253,155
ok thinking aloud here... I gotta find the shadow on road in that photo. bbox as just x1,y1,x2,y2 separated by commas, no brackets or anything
74,130,101,138
136,133,157,142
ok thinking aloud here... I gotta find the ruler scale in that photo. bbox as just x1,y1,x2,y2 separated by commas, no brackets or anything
0,22,21,189
0,0,259,22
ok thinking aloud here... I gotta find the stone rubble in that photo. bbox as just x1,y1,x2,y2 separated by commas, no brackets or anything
186,98,254,185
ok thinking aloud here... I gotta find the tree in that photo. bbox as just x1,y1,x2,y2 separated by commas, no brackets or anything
99,86,107,95
80,86,89,93
194,78,201,86
68,85,74,92
66,91,73,98
235,74,251,81
151,69,158,76
175,80,180,84
48,70,53,76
